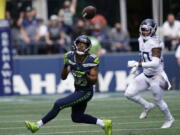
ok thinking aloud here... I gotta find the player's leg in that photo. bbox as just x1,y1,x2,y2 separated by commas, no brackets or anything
25,91,92,133
42,91,93,124
125,73,154,108
124,73,155,119
71,102,96,124
150,76,174,128
71,98,112,135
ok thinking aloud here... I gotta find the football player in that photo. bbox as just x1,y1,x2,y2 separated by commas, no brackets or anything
24,35,112,135
125,19,174,128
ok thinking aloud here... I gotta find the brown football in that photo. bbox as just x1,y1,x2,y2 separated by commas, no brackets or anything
82,6,96,19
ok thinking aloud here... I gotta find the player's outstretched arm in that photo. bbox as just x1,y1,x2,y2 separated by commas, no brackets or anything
61,65,71,80
128,48,161,68
86,67,98,85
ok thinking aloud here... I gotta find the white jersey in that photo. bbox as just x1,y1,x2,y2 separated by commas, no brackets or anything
138,36,164,76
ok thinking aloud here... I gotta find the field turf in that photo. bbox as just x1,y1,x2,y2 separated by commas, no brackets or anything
0,91,179,135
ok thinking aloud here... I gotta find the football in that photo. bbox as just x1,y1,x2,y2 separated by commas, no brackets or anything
82,6,96,19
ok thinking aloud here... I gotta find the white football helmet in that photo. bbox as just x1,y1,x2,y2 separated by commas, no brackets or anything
139,19,157,40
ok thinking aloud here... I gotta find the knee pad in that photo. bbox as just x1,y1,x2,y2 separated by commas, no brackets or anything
124,89,135,98
124,91,132,98
124,83,137,98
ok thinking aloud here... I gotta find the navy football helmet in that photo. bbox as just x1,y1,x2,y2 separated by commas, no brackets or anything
139,19,157,40
74,35,92,55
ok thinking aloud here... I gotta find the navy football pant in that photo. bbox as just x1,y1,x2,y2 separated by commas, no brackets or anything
42,90,97,124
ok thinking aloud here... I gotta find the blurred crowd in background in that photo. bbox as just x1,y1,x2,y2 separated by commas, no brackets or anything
5,0,180,56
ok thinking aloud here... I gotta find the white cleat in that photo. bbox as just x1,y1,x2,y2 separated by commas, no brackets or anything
161,119,175,129
139,103,155,119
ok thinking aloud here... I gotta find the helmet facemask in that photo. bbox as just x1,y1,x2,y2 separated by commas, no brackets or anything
74,41,90,55
74,35,92,55
74,39,91,55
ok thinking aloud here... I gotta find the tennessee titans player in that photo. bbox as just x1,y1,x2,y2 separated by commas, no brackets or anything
125,19,174,128
25,35,112,135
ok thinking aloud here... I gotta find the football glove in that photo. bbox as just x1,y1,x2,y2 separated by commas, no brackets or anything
72,70,87,78
129,66,138,75
127,66,139,84
128,60,139,67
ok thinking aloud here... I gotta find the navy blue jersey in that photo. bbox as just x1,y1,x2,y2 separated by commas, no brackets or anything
64,51,99,91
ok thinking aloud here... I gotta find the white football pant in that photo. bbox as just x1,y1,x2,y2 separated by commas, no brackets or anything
124,73,174,121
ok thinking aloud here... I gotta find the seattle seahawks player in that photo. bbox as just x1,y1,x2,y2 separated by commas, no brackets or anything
25,35,112,135
125,19,174,128
24,35,112,135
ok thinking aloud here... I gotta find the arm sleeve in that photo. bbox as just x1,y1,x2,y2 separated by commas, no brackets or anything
141,57,160,68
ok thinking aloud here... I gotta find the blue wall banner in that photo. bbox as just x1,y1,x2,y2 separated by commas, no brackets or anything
11,53,180,95
0,20,13,95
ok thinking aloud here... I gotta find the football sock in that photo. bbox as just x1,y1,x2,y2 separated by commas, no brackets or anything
96,119,105,127
37,120,44,128
156,100,174,120
162,108,174,120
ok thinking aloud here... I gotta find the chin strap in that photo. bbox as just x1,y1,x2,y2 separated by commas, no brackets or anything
75,47,90,55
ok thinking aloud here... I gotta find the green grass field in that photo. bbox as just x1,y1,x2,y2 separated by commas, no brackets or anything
0,91,180,135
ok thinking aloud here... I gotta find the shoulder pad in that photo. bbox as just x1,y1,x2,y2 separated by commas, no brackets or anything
149,37,164,49
138,37,142,42
64,51,74,65
64,51,74,58
66,51,74,56
82,54,100,68
89,54,99,64
93,57,100,64
89,54,97,59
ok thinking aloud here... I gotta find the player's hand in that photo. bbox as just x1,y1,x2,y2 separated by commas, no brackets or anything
128,60,139,67
129,66,138,75
66,65,71,72
72,70,86,78
127,66,138,84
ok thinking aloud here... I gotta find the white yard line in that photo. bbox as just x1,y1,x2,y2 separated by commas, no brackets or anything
0,105,180,114
13,127,180,135
0,109,179,119
0,112,179,123
0,100,179,114
0,91,180,103
0,120,179,130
